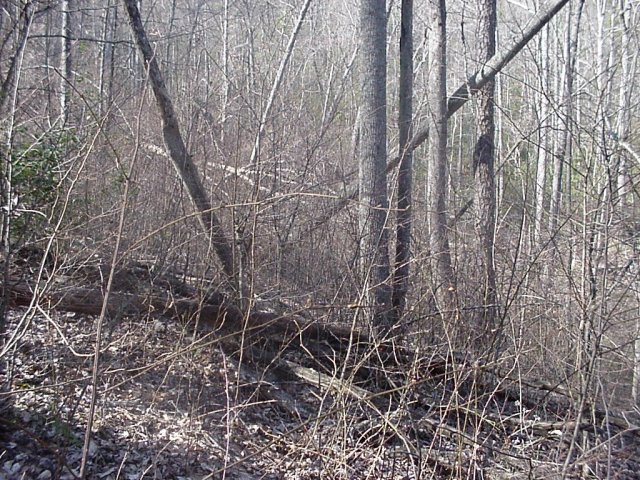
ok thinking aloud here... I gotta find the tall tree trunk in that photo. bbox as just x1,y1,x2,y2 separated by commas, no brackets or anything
123,0,236,283
322,0,572,228
548,0,583,236
0,4,32,114
164,0,178,93
495,66,505,208
473,0,497,331
534,21,550,247
60,0,73,124
392,0,413,324
98,1,115,118
221,0,230,145
613,0,637,401
615,0,633,206
248,0,313,167
428,0,456,314
0,2,33,334
358,0,391,328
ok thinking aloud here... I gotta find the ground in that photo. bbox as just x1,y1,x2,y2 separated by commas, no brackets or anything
2,303,640,479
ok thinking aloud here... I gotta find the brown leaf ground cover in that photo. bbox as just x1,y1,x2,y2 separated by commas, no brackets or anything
2,269,640,479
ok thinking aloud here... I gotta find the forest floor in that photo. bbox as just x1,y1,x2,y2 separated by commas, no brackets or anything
2,266,640,479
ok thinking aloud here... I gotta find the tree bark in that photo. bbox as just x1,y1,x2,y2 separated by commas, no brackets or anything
408,0,571,156
0,1,34,335
123,0,236,283
548,0,583,236
615,0,633,206
247,0,313,167
98,1,116,119
428,0,456,313
327,0,572,230
0,3,33,114
391,0,413,324
60,0,73,124
534,20,550,247
473,0,498,332
358,0,391,328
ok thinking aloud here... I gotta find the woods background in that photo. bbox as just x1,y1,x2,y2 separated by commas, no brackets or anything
1,0,639,478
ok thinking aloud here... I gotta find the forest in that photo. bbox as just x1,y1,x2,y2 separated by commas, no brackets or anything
1,0,640,478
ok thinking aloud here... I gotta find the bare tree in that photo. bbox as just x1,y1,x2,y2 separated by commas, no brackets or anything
533,20,550,247
329,0,573,236
123,0,236,284
472,0,498,333
247,0,313,168
60,0,73,124
428,0,456,314
612,0,640,403
0,3,33,114
548,0,582,237
220,0,230,145
392,0,413,324
98,1,117,119
0,1,34,333
615,0,634,207
358,0,391,328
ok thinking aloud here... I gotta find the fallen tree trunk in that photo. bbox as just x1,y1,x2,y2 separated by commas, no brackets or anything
5,277,370,354
8,274,640,454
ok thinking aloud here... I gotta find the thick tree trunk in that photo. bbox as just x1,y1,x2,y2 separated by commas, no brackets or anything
473,0,498,331
392,0,413,324
327,0,572,236
358,0,391,328
5,276,370,359
123,0,235,283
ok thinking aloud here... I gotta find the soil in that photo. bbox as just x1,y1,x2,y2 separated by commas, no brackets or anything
2,269,640,479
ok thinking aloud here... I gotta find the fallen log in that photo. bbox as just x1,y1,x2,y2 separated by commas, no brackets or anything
4,276,371,362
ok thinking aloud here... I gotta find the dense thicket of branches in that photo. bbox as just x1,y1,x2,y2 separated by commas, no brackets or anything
1,0,640,477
